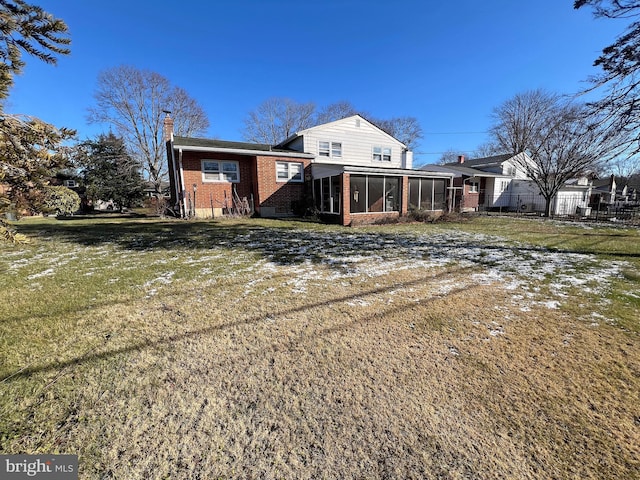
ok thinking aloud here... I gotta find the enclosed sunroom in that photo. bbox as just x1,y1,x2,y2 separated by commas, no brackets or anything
312,165,453,225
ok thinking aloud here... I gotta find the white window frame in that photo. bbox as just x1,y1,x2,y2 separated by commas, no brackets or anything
319,141,341,158
202,159,240,183
276,161,303,183
63,179,76,188
468,180,479,193
373,146,392,162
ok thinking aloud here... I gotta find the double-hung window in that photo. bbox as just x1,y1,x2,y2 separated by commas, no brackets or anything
202,160,240,182
276,162,303,182
373,146,392,162
319,141,342,158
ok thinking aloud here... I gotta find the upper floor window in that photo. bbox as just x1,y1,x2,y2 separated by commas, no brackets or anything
276,161,303,182
373,146,392,162
202,160,239,182
319,141,342,158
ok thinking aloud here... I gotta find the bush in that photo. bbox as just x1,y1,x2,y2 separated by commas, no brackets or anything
41,186,80,216
408,210,468,223
408,209,442,223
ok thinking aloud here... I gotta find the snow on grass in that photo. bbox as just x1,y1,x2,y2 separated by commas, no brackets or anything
5,225,627,319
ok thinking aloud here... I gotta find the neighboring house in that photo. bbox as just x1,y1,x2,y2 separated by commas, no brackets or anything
590,174,640,209
165,114,453,225
422,153,592,215
591,174,617,208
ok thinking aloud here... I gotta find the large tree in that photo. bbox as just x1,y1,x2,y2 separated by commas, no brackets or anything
242,97,316,145
88,65,209,196
574,1,640,169
490,89,617,216
0,0,71,241
370,116,423,151
0,114,75,210
76,133,145,211
437,148,472,165
314,100,360,125
243,98,424,150
0,0,70,100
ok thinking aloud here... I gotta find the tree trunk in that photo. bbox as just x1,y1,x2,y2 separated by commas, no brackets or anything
544,196,553,217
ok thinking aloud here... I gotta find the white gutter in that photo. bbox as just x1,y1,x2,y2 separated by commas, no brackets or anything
343,165,453,178
174,144,315,159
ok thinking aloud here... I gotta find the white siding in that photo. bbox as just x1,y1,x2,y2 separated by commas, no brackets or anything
484,177,512,207
299,116,407,168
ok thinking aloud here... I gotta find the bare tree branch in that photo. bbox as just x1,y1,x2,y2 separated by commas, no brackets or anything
88,65,210,195
491,89,618,216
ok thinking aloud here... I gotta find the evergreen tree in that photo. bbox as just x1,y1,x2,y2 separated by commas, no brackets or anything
77,133,145,211
0,0,70,100
0,0,71,241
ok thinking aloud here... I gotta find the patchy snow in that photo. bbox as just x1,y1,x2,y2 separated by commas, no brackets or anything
5,225,628,323
27,268,56,280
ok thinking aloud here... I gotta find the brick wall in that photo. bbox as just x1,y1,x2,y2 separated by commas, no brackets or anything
176,150,311,217
180,151,254,214
254,156,311,216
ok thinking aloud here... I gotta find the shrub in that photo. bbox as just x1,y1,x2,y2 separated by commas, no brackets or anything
41,186,80,216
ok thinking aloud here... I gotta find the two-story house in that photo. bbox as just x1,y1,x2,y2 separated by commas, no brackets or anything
165,114,453,225
423,153,592,215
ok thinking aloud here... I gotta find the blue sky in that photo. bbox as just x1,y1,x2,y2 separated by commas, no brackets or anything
6,0,626,165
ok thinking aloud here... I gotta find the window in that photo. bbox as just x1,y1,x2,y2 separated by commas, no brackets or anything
202,160,240,182
331,142,342,157
63,179,76,188
408,178,447,211
350,175,401,213
373,146,392,162
276,162,303,182
500,180,509,192
468,180,479,193
319,141,341,158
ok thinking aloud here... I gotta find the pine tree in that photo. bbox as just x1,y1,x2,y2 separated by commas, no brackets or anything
77,133,145,211
0,0,70,99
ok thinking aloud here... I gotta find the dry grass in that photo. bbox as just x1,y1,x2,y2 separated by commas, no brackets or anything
1,216,639,479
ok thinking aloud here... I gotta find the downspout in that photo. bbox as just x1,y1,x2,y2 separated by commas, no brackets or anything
178,148,187,218
169,138,180,216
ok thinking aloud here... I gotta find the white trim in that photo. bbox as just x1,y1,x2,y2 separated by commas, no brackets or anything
174,144,314,159
276,161,304,183
318,140,342,158
202,159,240,183
372,146,392,162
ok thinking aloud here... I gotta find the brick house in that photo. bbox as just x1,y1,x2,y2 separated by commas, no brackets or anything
165,114,453,225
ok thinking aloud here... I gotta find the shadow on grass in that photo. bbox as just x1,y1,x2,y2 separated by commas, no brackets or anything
1,266,475,382
15,216,626,272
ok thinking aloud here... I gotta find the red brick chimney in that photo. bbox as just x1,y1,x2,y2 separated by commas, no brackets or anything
163,112,174,142
458,155,465,164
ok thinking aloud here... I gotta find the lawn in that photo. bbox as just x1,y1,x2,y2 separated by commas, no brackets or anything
1,215,639,479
